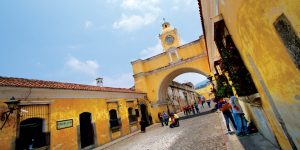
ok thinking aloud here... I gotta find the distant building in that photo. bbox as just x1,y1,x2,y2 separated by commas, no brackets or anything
167,81,198,113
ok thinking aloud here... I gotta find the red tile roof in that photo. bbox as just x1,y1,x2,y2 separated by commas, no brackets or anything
0,76,144,94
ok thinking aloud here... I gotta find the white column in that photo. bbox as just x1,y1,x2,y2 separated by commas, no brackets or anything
168,52,173,62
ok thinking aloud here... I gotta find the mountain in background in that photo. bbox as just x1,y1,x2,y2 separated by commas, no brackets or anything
195,79,210,89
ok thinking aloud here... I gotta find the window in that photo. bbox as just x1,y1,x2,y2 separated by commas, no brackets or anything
128,107,137,124
109,109,121,130
274,14,300,69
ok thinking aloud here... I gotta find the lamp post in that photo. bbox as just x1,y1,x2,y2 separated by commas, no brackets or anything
0,97,20,130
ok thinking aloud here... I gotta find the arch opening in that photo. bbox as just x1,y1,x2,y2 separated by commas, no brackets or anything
158,67,209,113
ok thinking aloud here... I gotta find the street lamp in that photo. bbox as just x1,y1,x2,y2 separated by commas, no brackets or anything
1,97,20,130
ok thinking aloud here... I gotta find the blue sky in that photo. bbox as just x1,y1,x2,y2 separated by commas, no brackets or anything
0,0,206,88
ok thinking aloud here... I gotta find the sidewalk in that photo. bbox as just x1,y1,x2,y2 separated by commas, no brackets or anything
216,111,280,150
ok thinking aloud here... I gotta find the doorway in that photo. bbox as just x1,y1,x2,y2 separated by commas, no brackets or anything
17,118,46,150
79,112,95,149
140,104,150,126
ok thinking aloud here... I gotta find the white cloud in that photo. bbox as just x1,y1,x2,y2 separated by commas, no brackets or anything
103,73,134,88
66,56,99,77
140,41,163,59
173,73,207,86
113,0,160,32
84,20,93,29
121,0,160,13
106,0,119,3
113,14,156,32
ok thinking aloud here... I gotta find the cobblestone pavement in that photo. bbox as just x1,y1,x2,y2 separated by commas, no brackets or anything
102,110,227,150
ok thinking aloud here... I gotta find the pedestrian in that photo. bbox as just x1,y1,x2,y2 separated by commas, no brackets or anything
229,96,248,136
188,105,192,115
162,111,169,126
201,96,206,108
140,119,146,133
168,112,180,128
194,102,199,113
183,106,187,115
185,106,189,115
158,112,164,127
207,99,211,108
217,98,237,133
191,104,195,115
149,114,153,125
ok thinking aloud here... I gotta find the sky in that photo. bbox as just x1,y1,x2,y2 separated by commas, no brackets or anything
0,0,206,88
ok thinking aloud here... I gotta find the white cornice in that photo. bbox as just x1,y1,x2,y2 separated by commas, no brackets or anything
0,87,146,99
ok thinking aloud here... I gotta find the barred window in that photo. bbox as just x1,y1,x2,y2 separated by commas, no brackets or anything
274,14,300,69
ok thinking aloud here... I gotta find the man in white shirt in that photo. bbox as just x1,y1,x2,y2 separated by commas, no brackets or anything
229,96,248,136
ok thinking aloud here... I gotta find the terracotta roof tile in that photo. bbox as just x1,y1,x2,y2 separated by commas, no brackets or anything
0,76,144,94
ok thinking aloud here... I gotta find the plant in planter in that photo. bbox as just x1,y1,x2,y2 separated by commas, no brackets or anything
217,35,258,96
215,74,234,98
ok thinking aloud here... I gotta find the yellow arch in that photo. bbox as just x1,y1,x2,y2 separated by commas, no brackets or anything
131,37,210,122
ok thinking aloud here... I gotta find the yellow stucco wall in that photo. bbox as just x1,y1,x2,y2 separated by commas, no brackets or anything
0,97,141,150
0,102,17,150
196,83,214,101
218,0,300,149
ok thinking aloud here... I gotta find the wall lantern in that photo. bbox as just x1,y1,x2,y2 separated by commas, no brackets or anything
0,97,20,130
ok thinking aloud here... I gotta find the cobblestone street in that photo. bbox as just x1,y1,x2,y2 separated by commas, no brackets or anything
99,110,227,150
96,108,279,150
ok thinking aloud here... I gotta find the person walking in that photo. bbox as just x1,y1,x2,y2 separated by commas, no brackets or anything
217,98,237,133
191,104,196,115
230,96,248,136
201,96,206,108
158,112,164,127
183,106,187,115
207,99,211,108
162,111,169,126
194,102,199,113
140,119,146,133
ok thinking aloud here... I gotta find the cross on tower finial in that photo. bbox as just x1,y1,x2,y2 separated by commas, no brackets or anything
163,18,166,22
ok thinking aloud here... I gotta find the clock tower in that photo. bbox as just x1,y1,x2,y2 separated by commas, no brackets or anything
159,20,180,52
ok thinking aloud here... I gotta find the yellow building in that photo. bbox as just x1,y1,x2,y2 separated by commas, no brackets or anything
195,82,214,101
0,77,146,150
131,21,210,123
199,0,300,149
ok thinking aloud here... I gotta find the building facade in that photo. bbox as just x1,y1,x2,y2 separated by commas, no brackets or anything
167,81,198,113
199,0,300,149
0,77,146,150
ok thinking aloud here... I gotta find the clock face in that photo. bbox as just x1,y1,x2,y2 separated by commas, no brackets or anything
165,35,174,45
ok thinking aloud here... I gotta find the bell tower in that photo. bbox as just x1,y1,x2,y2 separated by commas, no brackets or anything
159,19,180,52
